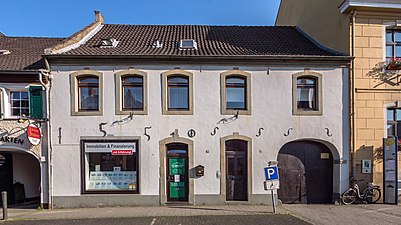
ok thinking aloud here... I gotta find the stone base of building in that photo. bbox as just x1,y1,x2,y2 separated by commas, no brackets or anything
53,194,280,208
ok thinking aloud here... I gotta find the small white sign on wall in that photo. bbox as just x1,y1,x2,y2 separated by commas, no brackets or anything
362,159,371,174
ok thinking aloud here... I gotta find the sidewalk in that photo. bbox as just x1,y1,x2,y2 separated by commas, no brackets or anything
2,205,283,221
2,204,400,224
282,204,401,225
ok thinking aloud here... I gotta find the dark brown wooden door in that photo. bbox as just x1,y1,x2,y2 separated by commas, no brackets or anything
226,140,247,201
277,141,333,204
166,144,189,202
0,153,14,205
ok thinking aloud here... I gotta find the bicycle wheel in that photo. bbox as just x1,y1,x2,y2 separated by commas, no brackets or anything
342,189,357,205
365,188,381,203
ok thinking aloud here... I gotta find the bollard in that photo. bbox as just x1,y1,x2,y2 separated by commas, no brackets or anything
2,191,7,221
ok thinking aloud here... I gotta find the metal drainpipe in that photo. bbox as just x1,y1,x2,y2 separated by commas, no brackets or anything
38,69,53,209
351,10,358,179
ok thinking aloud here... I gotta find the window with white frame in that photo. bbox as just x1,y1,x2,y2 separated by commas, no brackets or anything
10,91,29,116
386,29,401,60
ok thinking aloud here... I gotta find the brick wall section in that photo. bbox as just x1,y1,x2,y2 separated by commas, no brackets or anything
353,17,401,187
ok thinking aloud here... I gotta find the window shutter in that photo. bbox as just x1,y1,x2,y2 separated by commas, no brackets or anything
29,86,44,119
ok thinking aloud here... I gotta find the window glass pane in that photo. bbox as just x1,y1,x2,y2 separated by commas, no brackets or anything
226,77,245,84
123,87,143,109
168,77,188,84
395,31,401,42
387,46,394,58
20,108,29,116
21,100,29,108
12,109,20,116
388,109,395,121
396,109,401,121
11,100,20,107
387,32,393,43
79,77,98,84
297,78,316,110
11,92,20,99
169,87,188,109
388,124,396,137
79,87,99,110
396,45,401,58
226,87,245,109
123,77,142,84
20,92,28,99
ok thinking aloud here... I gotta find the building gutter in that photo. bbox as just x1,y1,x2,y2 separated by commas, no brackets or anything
37,69,53,209
350,9,357,179
44,54,351,68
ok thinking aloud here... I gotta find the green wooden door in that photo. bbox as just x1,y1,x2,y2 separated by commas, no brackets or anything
169,158,186,199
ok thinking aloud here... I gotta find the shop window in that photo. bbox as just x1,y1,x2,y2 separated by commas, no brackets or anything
70,70,103,116
162,70,193,115
220,70,251,115
115,69,148,115
82,140,139,193
292,71,322,115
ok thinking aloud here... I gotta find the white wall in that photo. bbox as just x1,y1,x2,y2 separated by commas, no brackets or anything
13,152,40,198
50,65,349,197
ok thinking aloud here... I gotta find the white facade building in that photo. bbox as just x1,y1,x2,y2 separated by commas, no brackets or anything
44,12,351,207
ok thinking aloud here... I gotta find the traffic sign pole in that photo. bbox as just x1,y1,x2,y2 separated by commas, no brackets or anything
271,184,276,214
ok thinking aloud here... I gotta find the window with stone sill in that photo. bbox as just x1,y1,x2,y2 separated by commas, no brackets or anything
70,70,103,116
292,71,322,116
220,70,251,115
161,70,193,115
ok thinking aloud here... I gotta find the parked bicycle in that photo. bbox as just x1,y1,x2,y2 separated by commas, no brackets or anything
342,177,381,205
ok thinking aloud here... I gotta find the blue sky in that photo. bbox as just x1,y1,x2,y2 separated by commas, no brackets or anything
0,0,280,38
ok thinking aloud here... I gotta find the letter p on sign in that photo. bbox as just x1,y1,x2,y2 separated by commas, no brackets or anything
264,166,279,181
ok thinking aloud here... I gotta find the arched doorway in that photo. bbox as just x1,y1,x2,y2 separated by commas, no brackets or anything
0,151,41,207
225,139,248,201
159,133,194,205
166,143,189,202
277,141,333,204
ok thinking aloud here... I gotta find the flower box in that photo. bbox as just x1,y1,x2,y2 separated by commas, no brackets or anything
386,58,401,70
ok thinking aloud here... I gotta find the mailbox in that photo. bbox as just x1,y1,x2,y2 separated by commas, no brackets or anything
195,165,204,177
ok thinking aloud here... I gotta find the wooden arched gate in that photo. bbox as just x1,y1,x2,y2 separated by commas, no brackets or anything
277,141,333,204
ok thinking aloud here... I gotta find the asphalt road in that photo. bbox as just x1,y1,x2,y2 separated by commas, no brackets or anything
2,215,311,225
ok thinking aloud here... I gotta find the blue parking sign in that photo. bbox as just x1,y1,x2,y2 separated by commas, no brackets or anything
264,166,279,181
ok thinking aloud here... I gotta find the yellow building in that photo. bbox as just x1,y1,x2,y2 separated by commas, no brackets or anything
277,0,401,199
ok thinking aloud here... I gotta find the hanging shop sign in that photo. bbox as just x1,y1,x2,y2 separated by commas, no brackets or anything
85,142,136,153
27,124,41,146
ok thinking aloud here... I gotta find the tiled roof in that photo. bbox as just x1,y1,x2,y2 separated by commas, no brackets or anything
60,25,344,57
0,36,65,71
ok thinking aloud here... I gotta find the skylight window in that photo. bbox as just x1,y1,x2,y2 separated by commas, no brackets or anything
179,39,197,50
0,50,11,55
99,38,119,48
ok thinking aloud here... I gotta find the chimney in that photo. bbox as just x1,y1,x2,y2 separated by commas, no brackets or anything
94,11,104,24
